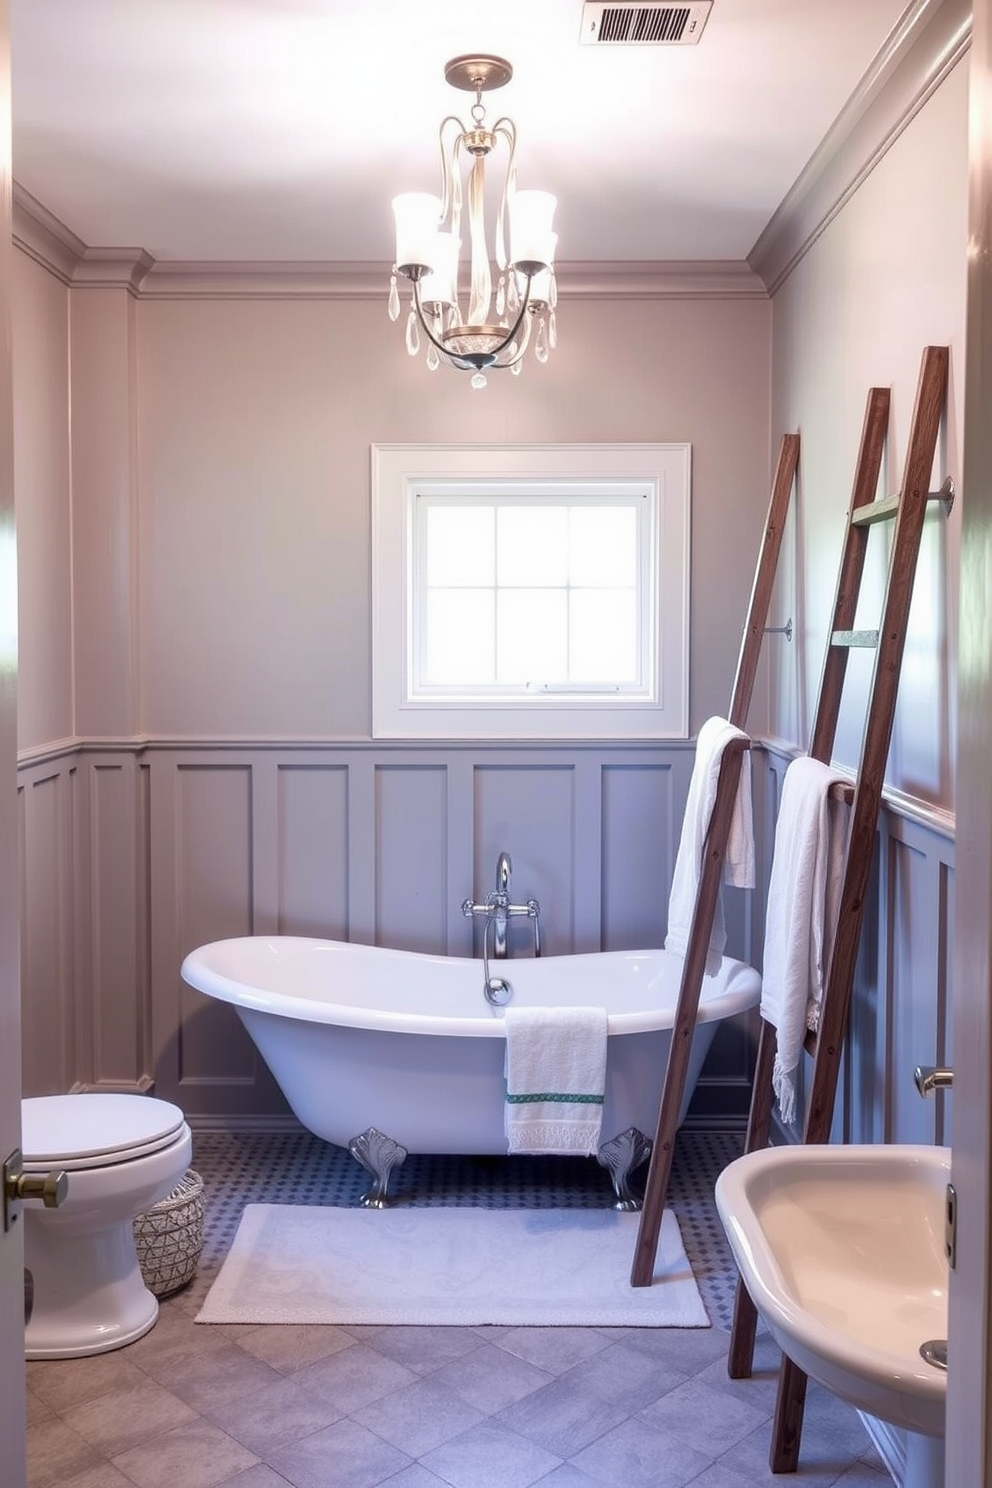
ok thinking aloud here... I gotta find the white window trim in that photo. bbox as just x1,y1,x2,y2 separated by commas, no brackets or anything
371,443,690,740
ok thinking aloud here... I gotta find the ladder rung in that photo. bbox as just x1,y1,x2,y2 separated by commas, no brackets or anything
831,628,879,648
850,477,955,528
828,780,856,805
850,494,899,526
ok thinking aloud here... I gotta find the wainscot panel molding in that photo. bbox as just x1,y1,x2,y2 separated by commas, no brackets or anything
17,738,955,1149
758,743,956,1149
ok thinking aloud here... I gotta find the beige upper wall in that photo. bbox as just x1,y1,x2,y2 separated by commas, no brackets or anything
768,55,967,811
13,252,72,749
100,291,771,743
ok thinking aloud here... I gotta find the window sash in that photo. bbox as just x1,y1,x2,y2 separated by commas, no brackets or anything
411,489,652,699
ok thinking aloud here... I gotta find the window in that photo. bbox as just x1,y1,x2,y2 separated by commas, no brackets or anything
371,444,690,740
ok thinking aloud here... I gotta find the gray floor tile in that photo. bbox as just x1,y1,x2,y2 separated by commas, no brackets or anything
203,1374,346,1454
26,1417,104,1488
215,1468,302,1488
61,1377,198,1457
427,1339,554,1413
111,1419,260,1488
354,1324,484,1375
569,1415,712,1488
419,1421,562,1488
351,1376,486,1456
492,1326,613,1373
292,1342,419,1414
557,1339,688,1410
531,1464,614,1487
377,1465,455,1487
265,1418,411,1488
717,1420,865,1485
234,1323,358,1374
495,1377,630,1457
26,1350,149,1413
57,1466,136,1488
638,1374,770,1453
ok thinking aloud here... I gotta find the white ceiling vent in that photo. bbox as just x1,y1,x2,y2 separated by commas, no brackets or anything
580,2,712,45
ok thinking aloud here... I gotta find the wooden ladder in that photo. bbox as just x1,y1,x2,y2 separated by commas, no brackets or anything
629,431,800,1288
727,344,950,1473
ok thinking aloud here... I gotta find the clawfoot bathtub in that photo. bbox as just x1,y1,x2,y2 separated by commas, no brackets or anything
182,936,760,1200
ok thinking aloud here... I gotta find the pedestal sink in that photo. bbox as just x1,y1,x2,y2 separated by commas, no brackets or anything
715,1142,950,1487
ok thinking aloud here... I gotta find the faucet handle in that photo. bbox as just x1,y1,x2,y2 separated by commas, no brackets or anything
914,1065,954,1098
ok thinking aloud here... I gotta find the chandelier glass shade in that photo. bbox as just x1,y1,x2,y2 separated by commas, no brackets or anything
389,55,558,389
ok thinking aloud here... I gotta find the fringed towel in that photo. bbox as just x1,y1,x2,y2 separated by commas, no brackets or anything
665,715,755,976
760,755,851,1125
504,1006,608,1156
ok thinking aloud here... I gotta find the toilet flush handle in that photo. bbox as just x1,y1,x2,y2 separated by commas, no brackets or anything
3,1149,68,1232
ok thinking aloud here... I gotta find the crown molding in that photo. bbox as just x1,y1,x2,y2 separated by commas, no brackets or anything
9,194,768,303
12,182,85,284
134,257,766,300
74,246,155,292
750,0,972,293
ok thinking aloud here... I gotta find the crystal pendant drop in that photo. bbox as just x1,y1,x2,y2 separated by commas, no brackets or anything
496,275,506,316
535,316,549,364
548,310,557,350
507,274,520,313
511,359,523,377
426,342,440,371
405,308,420,357
471,372,487,390
387,274,400,323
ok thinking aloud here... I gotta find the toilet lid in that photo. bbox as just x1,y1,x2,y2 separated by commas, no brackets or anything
21,1094,187,1171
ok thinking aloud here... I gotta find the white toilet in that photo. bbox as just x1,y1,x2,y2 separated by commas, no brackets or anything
21,1093,193,1359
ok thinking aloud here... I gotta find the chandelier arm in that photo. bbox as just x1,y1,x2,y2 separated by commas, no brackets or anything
413,272,535,371
438,115,466,226
493,306,534,368
466,154,492,324
411,277,460,359
492,121,517,272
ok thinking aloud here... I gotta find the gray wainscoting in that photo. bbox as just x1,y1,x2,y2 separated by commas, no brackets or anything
17,739,955,1144
757,746,956,1148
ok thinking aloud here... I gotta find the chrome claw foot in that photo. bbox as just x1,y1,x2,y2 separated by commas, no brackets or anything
597,1126,653,1211
348,1127,408,1208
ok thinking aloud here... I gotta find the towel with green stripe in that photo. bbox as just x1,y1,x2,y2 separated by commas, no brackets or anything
504,1005,608,1155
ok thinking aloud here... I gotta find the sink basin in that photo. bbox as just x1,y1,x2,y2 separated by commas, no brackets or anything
715,1142,950,1438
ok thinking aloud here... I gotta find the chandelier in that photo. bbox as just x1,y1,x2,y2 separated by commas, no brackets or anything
388,55,558,389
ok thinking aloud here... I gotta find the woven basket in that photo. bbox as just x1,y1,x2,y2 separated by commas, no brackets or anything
133,1168,205,1298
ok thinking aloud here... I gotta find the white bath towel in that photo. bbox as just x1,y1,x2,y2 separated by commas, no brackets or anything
504,1006,608,1156
760,755,851,1125
665,716,755,977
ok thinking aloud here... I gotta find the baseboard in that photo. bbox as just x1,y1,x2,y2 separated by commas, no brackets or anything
69,1077,155,1096
858,1413,901,1484
186,1114,308,1134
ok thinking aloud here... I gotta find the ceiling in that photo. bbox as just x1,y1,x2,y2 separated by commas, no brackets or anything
10,0,913,267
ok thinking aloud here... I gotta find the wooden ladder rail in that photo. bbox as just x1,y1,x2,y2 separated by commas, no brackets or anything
727,345,950,1474
629,432,800,1288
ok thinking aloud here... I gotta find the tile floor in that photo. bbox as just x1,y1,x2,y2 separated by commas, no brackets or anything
25,1129,891,1488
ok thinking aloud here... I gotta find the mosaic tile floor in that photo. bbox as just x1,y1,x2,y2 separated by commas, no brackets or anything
191,1128,744,1331
25,1126,892,1488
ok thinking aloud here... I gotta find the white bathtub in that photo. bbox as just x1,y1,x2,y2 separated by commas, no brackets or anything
181,936,761,1155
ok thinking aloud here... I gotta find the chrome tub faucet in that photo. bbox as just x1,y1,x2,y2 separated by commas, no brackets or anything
461,851,542,1000
914,1064,953,1097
